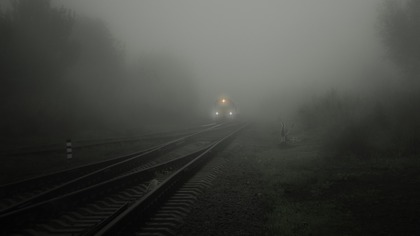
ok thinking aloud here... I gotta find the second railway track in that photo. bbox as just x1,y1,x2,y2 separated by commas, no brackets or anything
0,122,246,235
0,123,224,214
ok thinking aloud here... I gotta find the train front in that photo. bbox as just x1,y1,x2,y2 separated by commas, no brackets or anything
212,97,237,120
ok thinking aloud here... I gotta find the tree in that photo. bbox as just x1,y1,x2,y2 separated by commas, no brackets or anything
380,0,420,79
65,17,126,131
0,0,77,140
4,0,76,84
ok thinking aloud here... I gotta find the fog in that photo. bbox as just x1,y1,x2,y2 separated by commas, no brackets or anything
4,2,420,234
2,0,405,146
56,0,382,118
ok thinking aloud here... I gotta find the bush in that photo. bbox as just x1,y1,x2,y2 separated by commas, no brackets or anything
297,89,420,157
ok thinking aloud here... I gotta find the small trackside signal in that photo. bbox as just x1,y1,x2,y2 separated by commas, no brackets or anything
66,139,72,159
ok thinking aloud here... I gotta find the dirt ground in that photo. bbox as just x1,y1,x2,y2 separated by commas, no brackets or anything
178,124,420,236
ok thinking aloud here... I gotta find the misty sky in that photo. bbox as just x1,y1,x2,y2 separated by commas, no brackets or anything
56,0,383,117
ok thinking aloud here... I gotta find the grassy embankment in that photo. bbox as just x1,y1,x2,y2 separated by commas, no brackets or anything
254,126,420,236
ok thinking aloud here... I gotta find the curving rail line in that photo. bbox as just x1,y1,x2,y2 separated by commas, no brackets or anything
0,122,245,235
0,123,224,215
95,124,247,235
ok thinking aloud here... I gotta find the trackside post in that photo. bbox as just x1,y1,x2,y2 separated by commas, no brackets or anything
66,139,72,159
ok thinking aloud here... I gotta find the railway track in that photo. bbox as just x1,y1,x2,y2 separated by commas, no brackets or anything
0,123,222,157
0,122,246,235
0,123,223,214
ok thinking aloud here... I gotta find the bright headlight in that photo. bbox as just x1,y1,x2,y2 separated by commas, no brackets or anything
229,112,233,115
216,112,219,115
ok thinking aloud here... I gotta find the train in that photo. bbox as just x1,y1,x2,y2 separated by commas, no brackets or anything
213,97,237,120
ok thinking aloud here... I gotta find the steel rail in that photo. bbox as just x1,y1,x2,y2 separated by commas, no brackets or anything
0,122,223,192
0,123,225,215
0,145,154,195
0,145,213,234
93,124,247,236
0,122,220,156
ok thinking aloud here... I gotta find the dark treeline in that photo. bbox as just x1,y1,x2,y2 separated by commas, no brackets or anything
0,0,199,147
297,0,420,157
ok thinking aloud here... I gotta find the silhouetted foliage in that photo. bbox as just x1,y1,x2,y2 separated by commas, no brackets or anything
0,0,200,146
0,0,77,142
65,17,126,134
297,90,353,131
296,1,420,157
298,89,420,157
381,0,420,80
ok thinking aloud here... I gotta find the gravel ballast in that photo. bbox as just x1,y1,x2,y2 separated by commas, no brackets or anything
177,126,273,236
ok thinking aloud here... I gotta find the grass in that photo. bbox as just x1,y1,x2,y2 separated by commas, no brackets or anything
254,126,420,236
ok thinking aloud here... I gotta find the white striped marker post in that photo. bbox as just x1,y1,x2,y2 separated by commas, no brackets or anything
66,139,72,159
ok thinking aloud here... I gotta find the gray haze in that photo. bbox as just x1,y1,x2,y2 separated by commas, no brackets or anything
56,0,383,120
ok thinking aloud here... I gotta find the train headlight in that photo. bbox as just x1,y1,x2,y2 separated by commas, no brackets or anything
229,112,233,115
215,112,219,115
